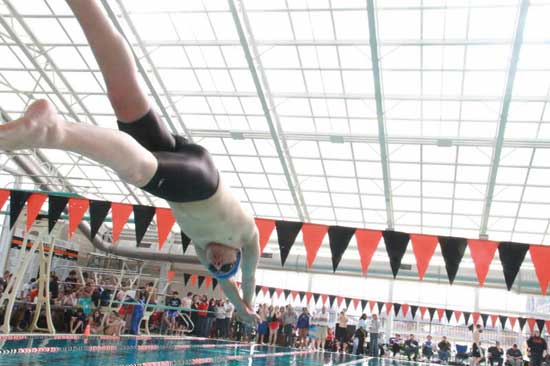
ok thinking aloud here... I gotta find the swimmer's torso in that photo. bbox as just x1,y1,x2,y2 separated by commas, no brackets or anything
168,178,256,250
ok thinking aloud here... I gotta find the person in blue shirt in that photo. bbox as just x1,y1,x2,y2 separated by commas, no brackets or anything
296,308,310,349
422,335,434,361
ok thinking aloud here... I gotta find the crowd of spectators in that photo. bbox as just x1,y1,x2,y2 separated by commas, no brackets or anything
1,269,549,366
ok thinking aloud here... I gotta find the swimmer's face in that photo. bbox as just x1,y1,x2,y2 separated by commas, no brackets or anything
206,242,239,272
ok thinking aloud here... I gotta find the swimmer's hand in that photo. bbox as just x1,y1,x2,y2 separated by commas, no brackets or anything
237,305,260,326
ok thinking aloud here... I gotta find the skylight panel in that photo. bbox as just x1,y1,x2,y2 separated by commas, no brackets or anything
422,71,463,96
304,70,343,93
280,116,315,132
522,4,550,41
246,12,293,40
303,192,332,206
338,46,372,68
423,163,456,181
342,70,373,93
453,199,484,215
424,198,453,213
260,46,300,68
293,158,325,175
324,160,355,177
253,203,281,217
229,70,256,93
519,203,550,219
390,163,420,180
468,7,517,40
514,218,547,233
422,213,451,228
265,70,306,93
128,14,178,41
456,165,490,184
194,69,234,92
268,174,288,189
378,10,421,40
393,197,421,211
496,167,528,184
260,157,284,174
332,11,369,40
327,177,358,193
159,69,200,91
460,121,497,139
356,162,384,179
423,182,454,198
209,13,239,40
513,71,550,97
309,206,335,221
463,71,506,96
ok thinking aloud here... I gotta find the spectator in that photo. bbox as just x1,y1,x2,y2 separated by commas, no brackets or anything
214,300,226,338
104,311,125,336
21,278,36,299
369,314,380,357
205,298,217,337
49,272,59,301
70,307,87,334
190,294,200,335
163,290,181,334
335,309,350,353
144,282,157,304
181,292,192,315
296,308,310,349
527,330,548,366
404,334,420,361
438,336,451,362
354,313,368,355
197,295,209,337
267,305,281,346
506,344,523,366
472,341,483,366
256,304,268,344
282,305,297,347
89,308,104,334
0,270,10,290
64,270,79,292
390,334,403,357
315,306,330,351
422,335,434,361
488,341,504,366
223,299,234,339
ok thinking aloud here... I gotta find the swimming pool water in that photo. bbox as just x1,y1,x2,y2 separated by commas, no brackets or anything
0,335,372,366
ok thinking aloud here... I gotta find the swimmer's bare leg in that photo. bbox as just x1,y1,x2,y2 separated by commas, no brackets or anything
0,99,157,187
66,0,149,123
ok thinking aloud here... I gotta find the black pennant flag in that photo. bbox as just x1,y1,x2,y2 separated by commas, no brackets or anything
518,317,526,330
48,195,68,233
184,273,191,286
328,295,336,308
536,319,545,332
411,305,418,319
344,298,351,309
464,312,471,324
428,307,436,321
313,293,320,304
393,303,402,316
361,300,368,312
298,291,305,302
328,226,356,272
133,205,156,245
481,313,489,328
500,316,508,329
212,278,218,290
276,220,303,266
180,231,191,254
498,242,529,290
255,285,262,296
10,190,30,229
268,287,275,298
438,236,468,284
197,275,205,288
283,289,290,299
89,200,111,240
377,301,384,314
383,230,410,277
445,309,453,322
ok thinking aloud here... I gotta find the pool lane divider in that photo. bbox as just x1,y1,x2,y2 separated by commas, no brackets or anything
126,349,317,366
0,342,246,355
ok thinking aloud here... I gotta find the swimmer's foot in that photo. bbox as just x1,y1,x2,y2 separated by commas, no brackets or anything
0,99,66,151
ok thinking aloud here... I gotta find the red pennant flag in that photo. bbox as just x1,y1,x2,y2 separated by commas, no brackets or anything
255,218,275,254
275,288,283,298
410,234,438,280
111,202,133,243
336,296,344,308
385,302,393,315
156,207,175,250
546,320,550,333
529,245,550,295
490,314,498,327
472,312,480,325
527,318,536,332
26,193,47,231
509,317,517,330
68,198,89,238
321,294,328,305
167,271,175,282
468,239,499,287
419,306,427,319
454,311,463,322
355,229,382,275
302,223,328,268
291,290,298,301
436,308,445,321
306,292,313,304
261,286,269,297
190,274,198,287
369,301,376,313
0,189,9,209
204,276,212,289
401,304,410,317
352,298,360,310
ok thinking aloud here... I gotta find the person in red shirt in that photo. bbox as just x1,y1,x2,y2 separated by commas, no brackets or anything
197,295,209,337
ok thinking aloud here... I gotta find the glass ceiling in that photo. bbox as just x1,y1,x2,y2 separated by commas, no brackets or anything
2,0,550,249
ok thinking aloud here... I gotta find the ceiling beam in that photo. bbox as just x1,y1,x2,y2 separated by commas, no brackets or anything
479,0,529,237
229,0,308,221
366,0,394,229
